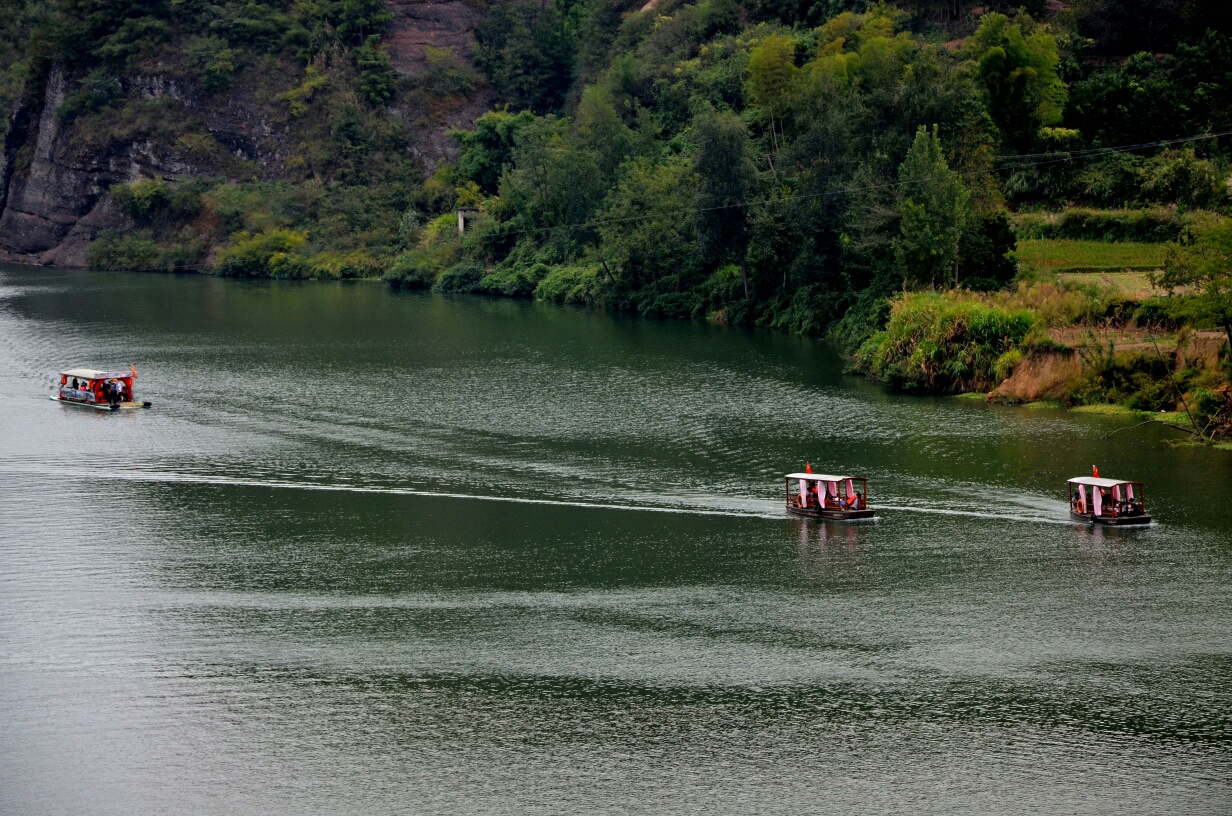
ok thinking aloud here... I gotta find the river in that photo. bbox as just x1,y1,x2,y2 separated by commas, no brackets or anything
1,265,1230,814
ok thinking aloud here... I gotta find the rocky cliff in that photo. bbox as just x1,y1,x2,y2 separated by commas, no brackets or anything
386,0,496,166
0,0,491,267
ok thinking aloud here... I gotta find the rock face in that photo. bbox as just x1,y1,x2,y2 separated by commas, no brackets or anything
0,65,211,266
385,0,496,167
0,66,117,265
0,0,494,266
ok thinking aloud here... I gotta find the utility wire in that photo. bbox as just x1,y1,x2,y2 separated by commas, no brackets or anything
73,129,1231,273
474,129,1232,243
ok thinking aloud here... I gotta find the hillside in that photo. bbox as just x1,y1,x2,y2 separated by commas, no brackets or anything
1,0,1231,437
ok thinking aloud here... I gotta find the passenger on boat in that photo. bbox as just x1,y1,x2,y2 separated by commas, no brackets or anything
70,377,79,390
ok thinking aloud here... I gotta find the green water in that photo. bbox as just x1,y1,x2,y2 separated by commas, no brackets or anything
1,266,1230,814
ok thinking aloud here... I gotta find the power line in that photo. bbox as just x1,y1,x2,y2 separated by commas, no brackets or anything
83,129,1229,273
475,129,1231,243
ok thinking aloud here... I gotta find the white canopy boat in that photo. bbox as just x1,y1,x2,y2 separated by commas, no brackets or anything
784,473,875,520
1067,476,1150,526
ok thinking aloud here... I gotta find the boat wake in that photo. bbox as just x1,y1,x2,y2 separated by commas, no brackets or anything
870,503,1074,526
12,467,785,519
3,466,1084,526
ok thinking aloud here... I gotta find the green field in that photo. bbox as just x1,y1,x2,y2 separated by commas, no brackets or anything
1016,239,1168,272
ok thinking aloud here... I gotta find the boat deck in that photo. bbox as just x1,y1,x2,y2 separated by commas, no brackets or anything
51,396,151,410
787,504,876,521
1069,510,1151,526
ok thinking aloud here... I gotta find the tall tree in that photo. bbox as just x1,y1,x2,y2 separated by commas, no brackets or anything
1156,221,1232,355
894,125,970,289
693,109,760,298
746,33,797,152
965,12,1066,150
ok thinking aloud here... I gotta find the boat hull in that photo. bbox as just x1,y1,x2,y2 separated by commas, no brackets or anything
50,395,151,411
787,505,876,521
1069,510,1151,526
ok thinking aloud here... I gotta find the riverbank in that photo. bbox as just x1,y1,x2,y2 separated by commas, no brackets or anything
850,278,1232,446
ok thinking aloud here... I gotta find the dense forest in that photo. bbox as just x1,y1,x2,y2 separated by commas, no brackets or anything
2,0,1231,439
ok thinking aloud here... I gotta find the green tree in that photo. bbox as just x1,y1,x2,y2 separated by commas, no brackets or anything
355,35,395,106
598,156,700,291
1156,221,1232,355
965,12,1066,149
894,125,970,289
573,85,633,181
451,109,537,195
693,109,759,298
500,116,606,253
746,33,797,151
476,0,579,114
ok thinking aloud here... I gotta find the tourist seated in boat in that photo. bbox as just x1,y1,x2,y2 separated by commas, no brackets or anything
54,367,148,409
1066,475,1149,524
785,473,872,518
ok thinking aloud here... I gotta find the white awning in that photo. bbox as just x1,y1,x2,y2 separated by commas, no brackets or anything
1068,476,1140,488
785,473,863,482
59,368,130,380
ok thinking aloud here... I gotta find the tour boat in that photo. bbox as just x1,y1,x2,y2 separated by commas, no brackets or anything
785,473,875,520
1067,476,1150,526
51,368,151,411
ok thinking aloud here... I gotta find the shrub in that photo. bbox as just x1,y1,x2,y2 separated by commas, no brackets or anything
959,210,1018,291
308,250,387,279
215,229,308,276
433,260,486,293
186,37,238,92
534,264,606,305
383,253,437,289
355,35,395,106
476,262,550,297
853,292,1036,392
87,230,203,271
1138,149,1225,209
994,348,1024,381
113,178,170,221
1012,208,1187,243
87,230,163,270
58,70,123,122
1069,350,1177,411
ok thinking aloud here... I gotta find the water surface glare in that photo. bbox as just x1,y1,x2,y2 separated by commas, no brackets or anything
2,266,1230,814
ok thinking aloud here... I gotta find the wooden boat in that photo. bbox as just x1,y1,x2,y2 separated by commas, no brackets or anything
1067,476,1150,526
785,473,875,520
50,368,151,411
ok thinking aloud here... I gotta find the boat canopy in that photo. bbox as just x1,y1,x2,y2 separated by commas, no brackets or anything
785,473,861,482
59,368,129,380
1067,476,1141,488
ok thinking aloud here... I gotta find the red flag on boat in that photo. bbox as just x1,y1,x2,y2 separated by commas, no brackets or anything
131,365,137,379
1093,465,1099,478
805,463,813,473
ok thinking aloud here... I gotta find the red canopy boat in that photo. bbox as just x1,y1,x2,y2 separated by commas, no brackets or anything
51,367,151,411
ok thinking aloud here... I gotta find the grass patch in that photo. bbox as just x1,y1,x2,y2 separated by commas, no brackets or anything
955,392,988,400
1055,270,1163,299
1069,403,1139,415
1023,400,1062,409
1017,239,1167,271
